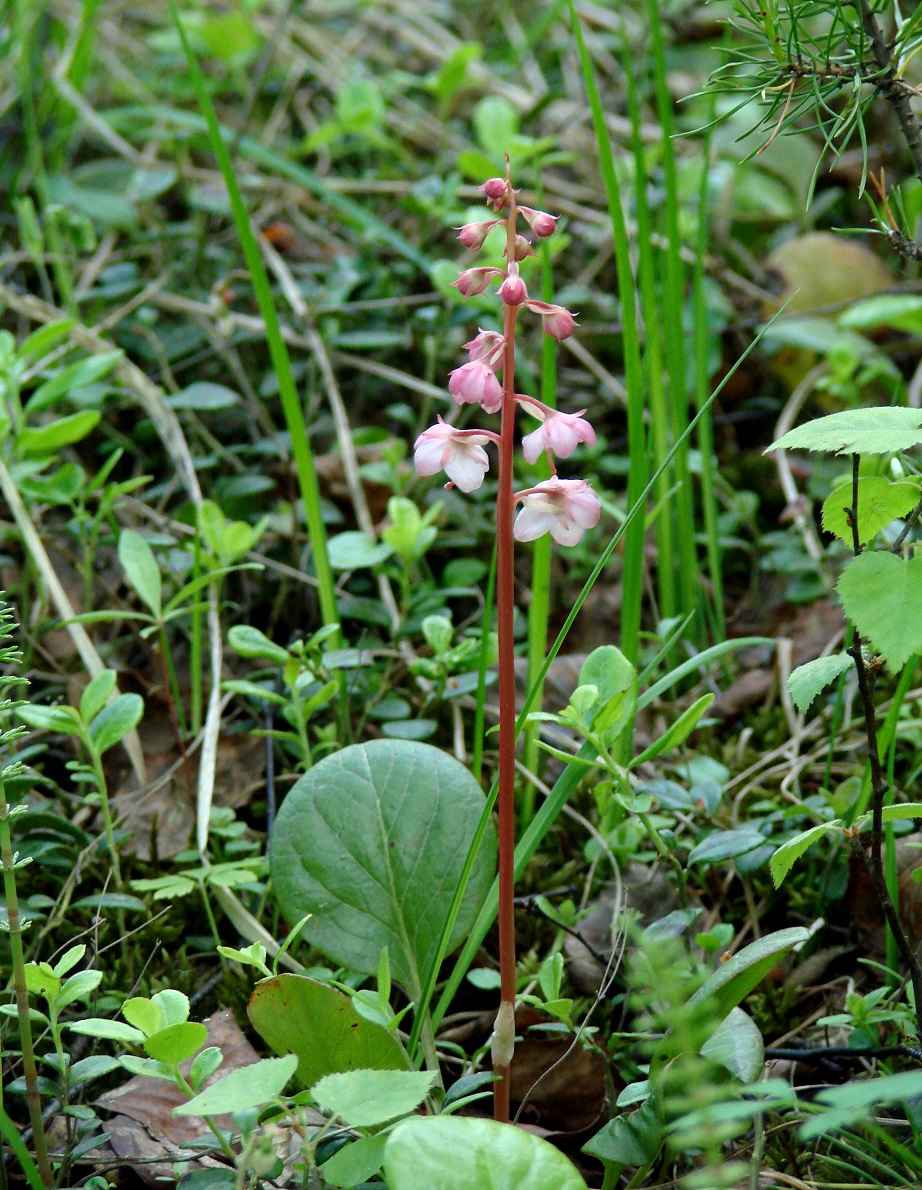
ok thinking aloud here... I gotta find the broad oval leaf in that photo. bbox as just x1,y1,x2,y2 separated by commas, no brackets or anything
688,927,810,1020
17,704,81,735
89,693,144,754
174,1054,298,1116
118,530,162,618
787,654,852,712
770,821,840,888
248,975,408,1086
311,1068,437,1128
687,829,767,865
837,551,922,671
327,531,393,571
270,740,496,998
384,1116,588,1190
320,1132,388,1189
767,407,922,456
631,694,714,768
700,1007,764,1082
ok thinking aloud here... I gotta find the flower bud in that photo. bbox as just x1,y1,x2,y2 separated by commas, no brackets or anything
457,220,500,250
513,235,535,261
525,299,577,340
519,206,558,238
480,178,509,208
497,265,527,306
454,267,502,297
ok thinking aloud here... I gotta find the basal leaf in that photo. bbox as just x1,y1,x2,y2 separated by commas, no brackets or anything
700,1007,764,1082
767,407,922,456
270,741,496,999
688,927,810,1020
247,975,408,1087
384,1116,588,1190
821,477,919,545
770,821,841,888
837,551,922,670
787,653,852,712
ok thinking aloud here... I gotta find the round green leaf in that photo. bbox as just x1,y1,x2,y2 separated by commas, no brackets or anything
311,1069,437,1128
270,741,496,998
327,531,393,570
143,1022,207,1066
383,1116,588,1190
248,975,408,1087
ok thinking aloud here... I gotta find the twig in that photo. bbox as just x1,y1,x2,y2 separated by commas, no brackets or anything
846,453,922,1033
857,0,922,188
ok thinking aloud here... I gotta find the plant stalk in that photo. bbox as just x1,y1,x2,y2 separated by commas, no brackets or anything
0,782,53,1187
493,181,521,1125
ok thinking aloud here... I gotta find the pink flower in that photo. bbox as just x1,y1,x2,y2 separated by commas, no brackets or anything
480,178,509,208
448,359,504,413
497,264,527,306
462,329,505,366
414,418,493,492
517,398,596,464
454,267,503,297
525,299,577,341
513,477,600,545
457,220,501,250
513,235,535,261
520,207,557,238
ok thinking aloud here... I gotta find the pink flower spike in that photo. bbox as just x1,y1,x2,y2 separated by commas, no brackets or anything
448,359,504,414
497,263,528,306
520,206,558,238
462,329,505,366
457,220,501,250
513,477,601,546
414,418,494,493
520,405,596,465
454,266,503,297
525,299,577,341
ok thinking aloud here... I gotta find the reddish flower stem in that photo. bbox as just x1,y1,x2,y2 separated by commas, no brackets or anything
493,179,519,1124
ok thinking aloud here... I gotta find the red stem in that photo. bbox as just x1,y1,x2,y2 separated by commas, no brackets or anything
494,184,519,1124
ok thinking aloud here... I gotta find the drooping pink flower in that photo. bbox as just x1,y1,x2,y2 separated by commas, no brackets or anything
519,207,558,238
414,418,493,492
513,235,535,261
525,299,577,340
448,359,504,413
497,263,527,306
517,397,596,464
454,267,503,297
457,220,502,250
513,477,601,545
462,329,505,366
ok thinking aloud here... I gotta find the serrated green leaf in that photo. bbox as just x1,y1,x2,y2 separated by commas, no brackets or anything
118,530,162,618
311,1069,437,1128
837,551,922,670
767,407,922,456
174,1054,298,1116
787,653,853,712
821,477,919,545
770,822,841,888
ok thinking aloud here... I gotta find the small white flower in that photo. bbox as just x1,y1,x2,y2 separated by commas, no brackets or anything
513,477,600,545
414,418,493,492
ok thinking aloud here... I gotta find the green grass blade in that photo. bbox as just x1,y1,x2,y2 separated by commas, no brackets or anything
0,1100,45,1190
569,0,647,665
168,4,339,638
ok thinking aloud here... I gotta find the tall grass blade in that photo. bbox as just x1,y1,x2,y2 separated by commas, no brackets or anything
168,3,340,639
